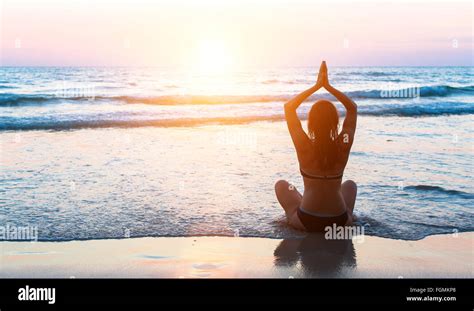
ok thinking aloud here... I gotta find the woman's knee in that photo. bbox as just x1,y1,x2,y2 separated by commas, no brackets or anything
343,180,357,192
342,180,357,214
274,179,289,194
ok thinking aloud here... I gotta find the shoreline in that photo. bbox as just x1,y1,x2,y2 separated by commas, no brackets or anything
2,112,474,132
1,232,472,278
1,229,472,243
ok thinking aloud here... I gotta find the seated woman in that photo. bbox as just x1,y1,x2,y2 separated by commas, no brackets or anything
275,61,358,232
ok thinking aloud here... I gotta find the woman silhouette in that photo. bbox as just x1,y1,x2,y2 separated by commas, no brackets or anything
275,61,358,231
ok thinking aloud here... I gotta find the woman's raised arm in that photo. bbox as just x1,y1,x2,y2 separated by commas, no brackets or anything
284,61,328,152
284,83,320,153
325,82,357,148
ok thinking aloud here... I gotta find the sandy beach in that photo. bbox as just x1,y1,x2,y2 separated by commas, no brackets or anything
0,232,471,278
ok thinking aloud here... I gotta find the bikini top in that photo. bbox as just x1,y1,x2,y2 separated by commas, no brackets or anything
300,168,343,180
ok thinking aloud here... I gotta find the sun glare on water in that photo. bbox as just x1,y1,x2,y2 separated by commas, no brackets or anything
194,40,234,75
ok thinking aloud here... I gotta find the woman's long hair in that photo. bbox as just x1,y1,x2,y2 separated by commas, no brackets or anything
307,100,340,170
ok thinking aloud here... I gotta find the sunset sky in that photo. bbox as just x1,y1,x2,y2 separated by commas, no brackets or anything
0,0,472,67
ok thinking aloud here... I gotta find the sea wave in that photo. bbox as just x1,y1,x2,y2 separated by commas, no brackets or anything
0,93,288,106
0,85,472,106
359,101,474,117
1,101,472,131
0,115,283,131
404,185,474,199
348,85,474,99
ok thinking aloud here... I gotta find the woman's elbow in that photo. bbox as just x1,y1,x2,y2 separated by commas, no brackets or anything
284,102,293,113
350,101,358,113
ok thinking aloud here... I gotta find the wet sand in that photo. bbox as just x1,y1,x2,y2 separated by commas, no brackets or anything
0,232,472,278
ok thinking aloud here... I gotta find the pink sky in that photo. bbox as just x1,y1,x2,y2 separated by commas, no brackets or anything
1,0,472,66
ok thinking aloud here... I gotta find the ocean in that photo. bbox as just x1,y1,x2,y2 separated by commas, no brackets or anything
0,66,473,241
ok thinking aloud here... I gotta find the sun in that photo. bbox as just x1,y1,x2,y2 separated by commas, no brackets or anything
194,40,234,74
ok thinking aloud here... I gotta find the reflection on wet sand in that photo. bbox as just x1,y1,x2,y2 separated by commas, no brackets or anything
274,233,356,278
